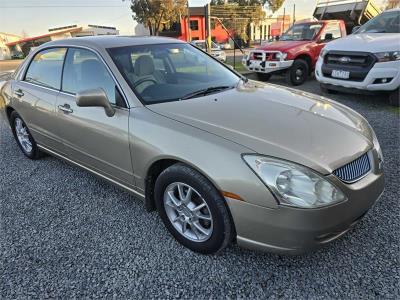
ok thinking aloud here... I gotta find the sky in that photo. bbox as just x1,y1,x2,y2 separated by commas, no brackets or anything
0,0,386,37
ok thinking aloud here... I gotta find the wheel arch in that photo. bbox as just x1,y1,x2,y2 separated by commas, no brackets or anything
144,156,225,212
294,54,313,73
5,106,16,124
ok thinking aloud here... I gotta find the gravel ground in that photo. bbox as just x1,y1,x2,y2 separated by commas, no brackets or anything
0,77,399,299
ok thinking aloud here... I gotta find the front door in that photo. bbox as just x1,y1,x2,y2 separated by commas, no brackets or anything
55,47,133,186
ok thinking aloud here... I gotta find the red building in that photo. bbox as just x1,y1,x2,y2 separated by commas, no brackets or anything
159,7,230,43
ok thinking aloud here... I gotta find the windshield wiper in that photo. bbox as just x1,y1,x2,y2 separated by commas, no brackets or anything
180,86,234,100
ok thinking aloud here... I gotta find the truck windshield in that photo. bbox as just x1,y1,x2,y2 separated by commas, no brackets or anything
107,43,240,105
280,23,323,41
356,10,400,34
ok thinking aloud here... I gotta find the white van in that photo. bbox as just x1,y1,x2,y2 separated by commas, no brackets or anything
316,9,400,106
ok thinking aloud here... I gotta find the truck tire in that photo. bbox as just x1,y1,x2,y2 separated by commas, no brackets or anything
286,59,309,86
257,73,272,81
389,88,400,107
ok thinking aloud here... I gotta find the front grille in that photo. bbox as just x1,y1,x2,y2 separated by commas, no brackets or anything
322,51,377,82
324,51,375,68
333,153,371,183
250,52,278,61
251,52,263,60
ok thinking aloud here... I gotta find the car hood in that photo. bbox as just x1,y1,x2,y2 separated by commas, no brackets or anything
258,40,311,52
148,81,373,174
325,33,400,52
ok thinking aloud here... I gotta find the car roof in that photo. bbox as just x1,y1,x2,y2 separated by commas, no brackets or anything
42,35,186,50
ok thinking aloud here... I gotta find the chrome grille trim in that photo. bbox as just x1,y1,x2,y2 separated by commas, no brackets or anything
333,153,371,183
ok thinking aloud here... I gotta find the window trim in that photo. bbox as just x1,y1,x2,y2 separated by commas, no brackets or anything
21,45,129,109
23,47,67,91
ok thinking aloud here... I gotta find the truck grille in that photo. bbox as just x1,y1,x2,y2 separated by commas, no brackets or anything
250,52,278,61
325,52,375,68
322,51,377,82
333,153,371,183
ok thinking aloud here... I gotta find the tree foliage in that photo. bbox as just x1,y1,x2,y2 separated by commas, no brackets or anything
211,0,284,13
129,0,187,35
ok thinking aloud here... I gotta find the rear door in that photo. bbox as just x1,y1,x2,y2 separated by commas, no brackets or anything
55,47,133,186
12,48,67,152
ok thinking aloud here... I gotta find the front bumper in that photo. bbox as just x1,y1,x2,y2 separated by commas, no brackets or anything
316,59,400,92
227,164,385,255
242,50,293,74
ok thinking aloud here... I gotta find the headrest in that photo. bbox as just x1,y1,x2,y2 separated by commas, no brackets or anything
134,55,155,77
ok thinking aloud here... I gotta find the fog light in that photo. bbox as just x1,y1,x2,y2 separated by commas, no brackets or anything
373,78,393,84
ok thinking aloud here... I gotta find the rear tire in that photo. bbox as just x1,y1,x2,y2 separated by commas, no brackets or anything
257,73,272,81
154,163,234,254
286,59,309,86
10,111,43,159
389,88,400,107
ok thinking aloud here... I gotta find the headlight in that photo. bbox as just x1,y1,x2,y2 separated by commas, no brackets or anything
319,49,328,59
276,52,288,60
374,51,400,62
243,156,347,208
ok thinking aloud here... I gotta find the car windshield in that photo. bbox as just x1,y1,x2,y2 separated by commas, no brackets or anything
356,10,400,33
280,23,323,41
108,43,239,104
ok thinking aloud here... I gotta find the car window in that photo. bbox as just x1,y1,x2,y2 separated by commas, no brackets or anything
62,48,123,106
108,43,239,105
25,48,67,89
321,23,342,41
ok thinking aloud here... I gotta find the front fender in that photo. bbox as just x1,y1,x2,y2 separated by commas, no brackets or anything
129,107,279,209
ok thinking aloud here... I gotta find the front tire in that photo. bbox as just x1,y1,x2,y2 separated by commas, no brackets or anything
154,163,234,254
286,59,309,86
389,88,400,107
10,111,43,159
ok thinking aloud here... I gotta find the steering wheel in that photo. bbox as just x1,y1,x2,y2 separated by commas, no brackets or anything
133,78,157,89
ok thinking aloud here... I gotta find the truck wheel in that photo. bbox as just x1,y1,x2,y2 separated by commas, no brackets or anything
286,59,309,86
257,73,272,81
389,88,400,107
320,84,337,94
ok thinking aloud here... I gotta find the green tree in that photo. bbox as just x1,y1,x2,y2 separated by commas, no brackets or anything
129,0,187,35
211,0,284,13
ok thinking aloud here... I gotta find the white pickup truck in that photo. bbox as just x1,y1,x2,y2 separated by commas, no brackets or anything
316,9,400,106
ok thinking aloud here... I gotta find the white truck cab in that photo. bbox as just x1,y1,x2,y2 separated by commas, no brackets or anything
316,9,400,106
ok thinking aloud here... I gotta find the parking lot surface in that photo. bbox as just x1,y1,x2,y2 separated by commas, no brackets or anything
1,75,399,298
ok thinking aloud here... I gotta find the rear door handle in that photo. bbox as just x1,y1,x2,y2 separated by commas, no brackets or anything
14,89,24,97
58,104,73,114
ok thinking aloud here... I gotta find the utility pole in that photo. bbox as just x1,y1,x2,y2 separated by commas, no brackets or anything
293,4,296,26
205,3,211,53
282,7,286,35
187,0,191,42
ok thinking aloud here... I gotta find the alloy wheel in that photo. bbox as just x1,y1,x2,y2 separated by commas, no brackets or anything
163,182,213,242
15,118,32,154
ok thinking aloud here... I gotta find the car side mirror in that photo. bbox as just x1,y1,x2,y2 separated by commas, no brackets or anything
324,33,333,41
352,26,360,34
76,88,115,117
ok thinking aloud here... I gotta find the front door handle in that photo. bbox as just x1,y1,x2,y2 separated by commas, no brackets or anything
58,104,73,114
15,89,24,97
